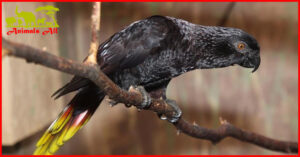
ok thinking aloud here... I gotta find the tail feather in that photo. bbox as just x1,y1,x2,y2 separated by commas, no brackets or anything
34,85,104,155
51,76,90,99
48,136,60,154
34,136,54,155
50,105,73,134
34,105,92,155
63,110,90,142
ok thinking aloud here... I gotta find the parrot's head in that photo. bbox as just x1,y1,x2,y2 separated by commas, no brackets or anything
196,27,260,72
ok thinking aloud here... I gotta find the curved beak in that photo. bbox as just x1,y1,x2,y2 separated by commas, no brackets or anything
239,53,261,73
250,56,260,72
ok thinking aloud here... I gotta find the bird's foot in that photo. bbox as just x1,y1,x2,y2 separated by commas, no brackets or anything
129,85,152,109
157,99,182,123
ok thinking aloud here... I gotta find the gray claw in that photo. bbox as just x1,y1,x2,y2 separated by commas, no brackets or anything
164,99,182,123
132,86,152,109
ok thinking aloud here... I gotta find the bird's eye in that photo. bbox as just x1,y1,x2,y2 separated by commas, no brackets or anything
237,43,245,50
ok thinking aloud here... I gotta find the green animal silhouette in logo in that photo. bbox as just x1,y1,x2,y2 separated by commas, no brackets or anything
5,5,60,28
35,5,59,27
5,16,17,27
37,17,46,26
46,22,54,27
15,5,36,28
17,18,23,27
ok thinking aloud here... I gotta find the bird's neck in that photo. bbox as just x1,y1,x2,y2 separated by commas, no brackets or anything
173,21,223,71
167,17,230,74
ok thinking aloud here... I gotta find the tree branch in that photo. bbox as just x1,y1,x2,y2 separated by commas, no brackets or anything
2,38,298,154
175,118,297,153
90,2,101,45
87,2,101,64
217,2,236,26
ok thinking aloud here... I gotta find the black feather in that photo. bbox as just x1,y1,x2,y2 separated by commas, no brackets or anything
52,76,91,99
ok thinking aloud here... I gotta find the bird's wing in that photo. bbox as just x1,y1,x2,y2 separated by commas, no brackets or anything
53,16,172,98
98,16,170,74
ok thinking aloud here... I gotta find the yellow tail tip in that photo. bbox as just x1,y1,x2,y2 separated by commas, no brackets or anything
62,125,81,142
34,136,53,155
36,131,51,147
34,108,92,155
48,136,60,154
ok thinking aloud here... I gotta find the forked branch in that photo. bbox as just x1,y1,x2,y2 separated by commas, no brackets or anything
2,38,298,154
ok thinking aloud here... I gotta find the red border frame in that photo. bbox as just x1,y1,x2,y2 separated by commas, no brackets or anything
1,0,299,2
1,1,3,156
1,1,299,156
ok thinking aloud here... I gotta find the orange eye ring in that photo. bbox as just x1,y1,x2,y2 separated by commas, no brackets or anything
238,43,245,50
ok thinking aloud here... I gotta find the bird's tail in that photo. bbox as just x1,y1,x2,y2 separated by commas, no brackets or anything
34,86,104,155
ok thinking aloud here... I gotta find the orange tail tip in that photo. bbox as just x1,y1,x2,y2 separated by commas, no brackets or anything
50,106,73,134
34,105,92,155
63,110,90,142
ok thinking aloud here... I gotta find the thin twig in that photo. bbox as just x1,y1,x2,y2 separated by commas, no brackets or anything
217,2,236,26
2,38,298,154
175,119,297,153
90,2,101,44
87,2,101,64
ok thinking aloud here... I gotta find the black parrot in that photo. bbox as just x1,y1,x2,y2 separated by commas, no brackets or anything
34,15,260,155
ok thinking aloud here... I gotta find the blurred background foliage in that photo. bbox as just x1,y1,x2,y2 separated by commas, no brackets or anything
2,2,298,155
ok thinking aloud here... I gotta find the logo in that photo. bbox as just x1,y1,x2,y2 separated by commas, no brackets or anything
5,5,60,36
